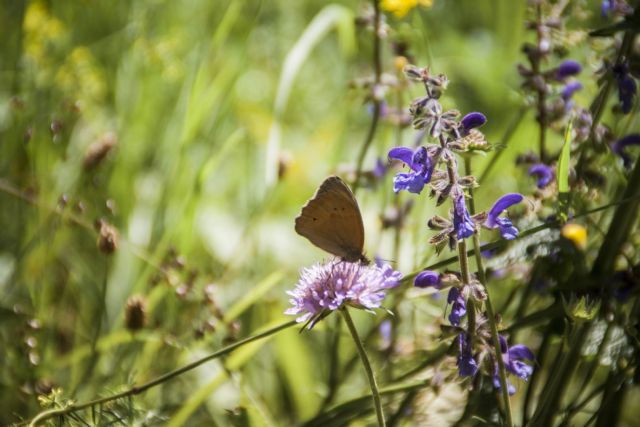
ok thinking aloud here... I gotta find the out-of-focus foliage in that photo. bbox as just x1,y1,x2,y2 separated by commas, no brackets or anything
1,0,639,426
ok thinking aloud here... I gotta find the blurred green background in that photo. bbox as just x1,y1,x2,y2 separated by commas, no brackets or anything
1,0,629,425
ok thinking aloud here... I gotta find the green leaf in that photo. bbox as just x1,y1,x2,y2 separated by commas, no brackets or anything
557,118,573,194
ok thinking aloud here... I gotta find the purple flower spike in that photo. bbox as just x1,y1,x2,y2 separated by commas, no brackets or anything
447,287,467,326
485,193,524,240
561,81,583,101
388,146,434,194
613,64,637,114
453,194,475,240
285,260,402,329
528,163,554,188
555,60,582,80
460,112,487,135
457,333,478,377
612,134,640,168
414,270,441,288
493,336,535,395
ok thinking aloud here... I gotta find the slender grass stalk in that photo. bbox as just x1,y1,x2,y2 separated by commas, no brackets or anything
472,233,513,427
340,307,386,427
353,0,382,194
23,320,297,427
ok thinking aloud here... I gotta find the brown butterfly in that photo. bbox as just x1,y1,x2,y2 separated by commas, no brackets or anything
295,176,369,264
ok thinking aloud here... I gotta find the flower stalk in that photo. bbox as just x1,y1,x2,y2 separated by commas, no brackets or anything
340,306,386,427
473,233,513,427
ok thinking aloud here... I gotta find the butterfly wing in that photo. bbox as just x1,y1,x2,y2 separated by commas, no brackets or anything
295,176,365,262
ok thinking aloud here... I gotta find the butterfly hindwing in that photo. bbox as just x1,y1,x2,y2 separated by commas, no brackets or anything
295,176,365,262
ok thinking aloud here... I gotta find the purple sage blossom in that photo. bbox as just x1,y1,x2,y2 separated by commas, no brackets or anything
373,157,387,178
493,335,535,395
453,193,475,240
414,270,441,288
611,134,640,168
555,60,582,80
485,194,524,240
613,64,637,114
388,146,434,194
528,163,554,189
457,333,478,377
561,81,582,102
447,287,466,326
285,260,402,329
460,112,487,136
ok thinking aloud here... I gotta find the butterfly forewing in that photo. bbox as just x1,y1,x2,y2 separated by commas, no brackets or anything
295,176,365,262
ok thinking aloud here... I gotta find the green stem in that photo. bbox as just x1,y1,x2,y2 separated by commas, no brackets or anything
457,239,477,341
472,233,513,427
24,320,297,427
353,0,382,194
340,307,386,427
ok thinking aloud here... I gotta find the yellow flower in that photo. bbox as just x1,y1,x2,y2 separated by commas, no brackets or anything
561,223,587,250
381,0,433,18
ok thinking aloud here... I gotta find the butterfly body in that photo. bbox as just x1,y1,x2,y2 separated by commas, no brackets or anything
295,176,369,264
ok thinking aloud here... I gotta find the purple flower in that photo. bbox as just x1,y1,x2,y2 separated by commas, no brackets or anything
493,336,535,395
453,193,475,240
460,112,487,135
561,81,582,101
457,333,478,377
555,60,582,80
613,64,637,114
528,163,554,188
379,319,392,349
612,134,640,168
485,194,524,240
285,260,402,329
414,270,441,288
447,287,466,326
388,146,434,194
373,157,387,178
601,0,612,17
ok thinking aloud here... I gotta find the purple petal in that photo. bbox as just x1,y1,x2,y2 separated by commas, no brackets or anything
414,270,441,288
461,112,487,133
388,147,414,165
393,172,426,194
508,344,535,360
373,157,387,178
601,0,612,18
499,335,508,353
561,81,583,101
453,193,475,240
612,134,640,168
496,217,519,240
555,60,582,80
493,375,517,395
486,193,524,228
617,74,637,114
528,164,554,189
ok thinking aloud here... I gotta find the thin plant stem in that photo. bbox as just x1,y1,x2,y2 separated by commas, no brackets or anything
23,320,297,427
457,239,476,342
534,3,547,162
472,233,514,427
340,307,386,427
353,0,382,194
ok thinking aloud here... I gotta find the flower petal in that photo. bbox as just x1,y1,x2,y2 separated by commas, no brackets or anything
486,193,524,228
555,60,582,80
461,112,487,133
414,270,441,288
388,146,415,165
